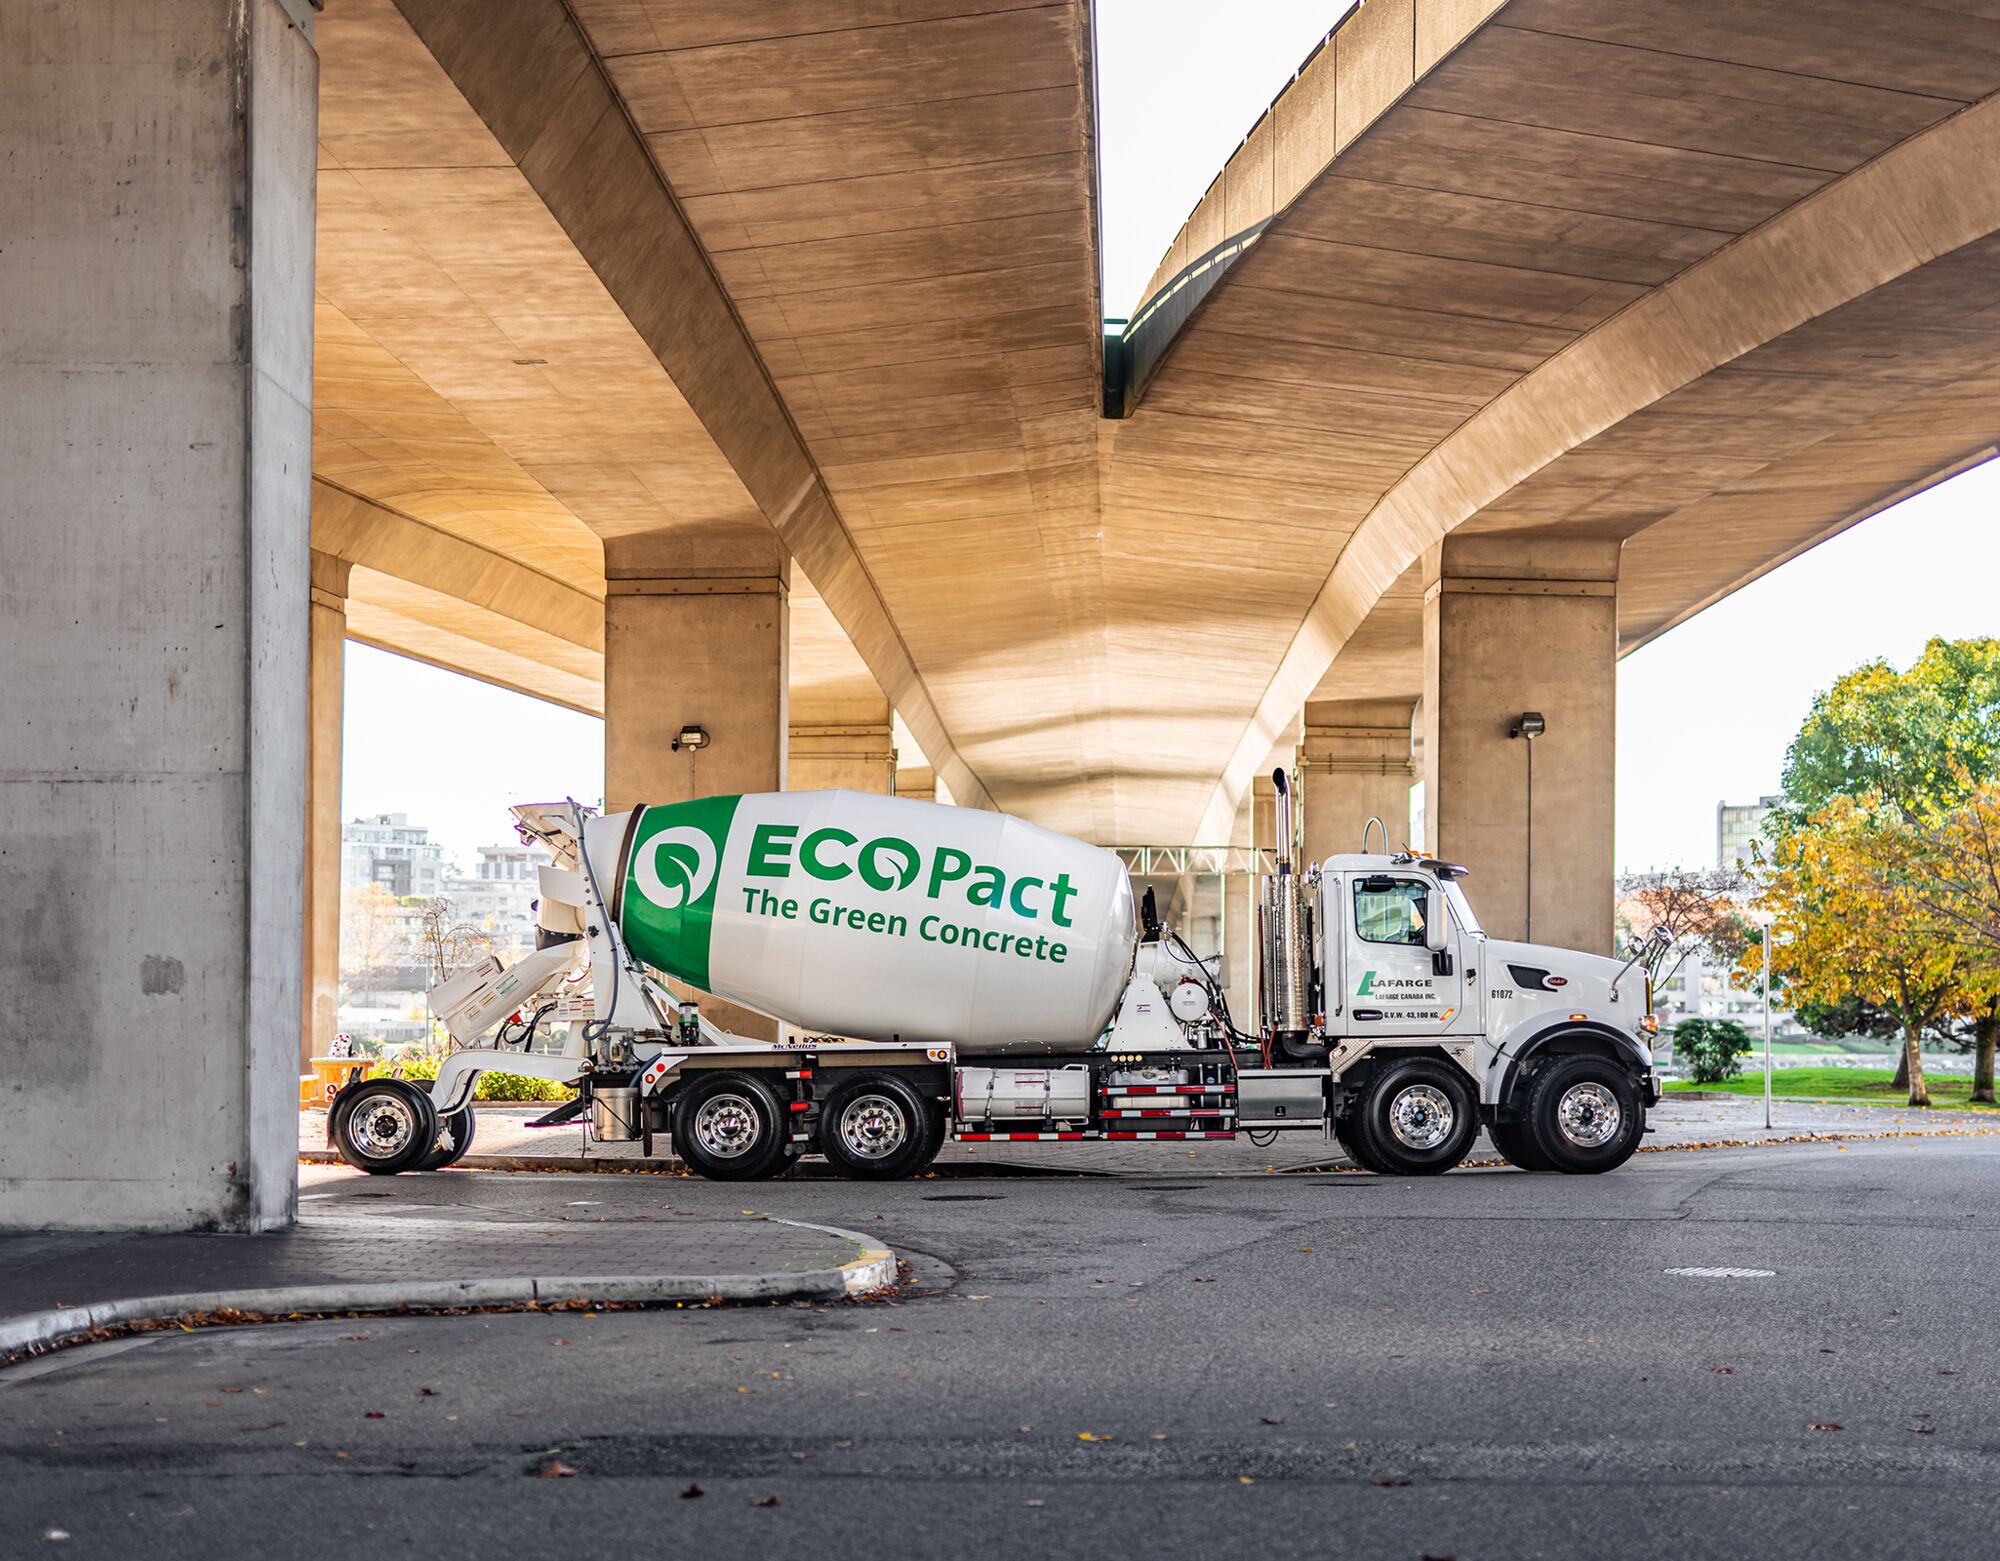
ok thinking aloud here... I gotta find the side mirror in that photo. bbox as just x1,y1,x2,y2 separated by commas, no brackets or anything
1424,891,1449,951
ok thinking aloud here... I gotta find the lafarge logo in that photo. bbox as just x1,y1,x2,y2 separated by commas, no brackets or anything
634,826,717,910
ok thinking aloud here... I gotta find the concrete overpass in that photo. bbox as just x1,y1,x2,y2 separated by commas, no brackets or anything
12,0,2000,1227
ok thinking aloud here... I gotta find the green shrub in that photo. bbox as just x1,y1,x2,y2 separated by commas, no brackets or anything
369,1055,575,1102
1674,1017,1755,1084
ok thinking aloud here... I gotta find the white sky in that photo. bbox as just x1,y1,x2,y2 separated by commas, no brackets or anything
340,0,2000,877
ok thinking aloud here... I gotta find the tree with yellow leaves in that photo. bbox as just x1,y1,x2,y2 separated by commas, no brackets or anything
1752,797,1962,1108
1839,778,2000,1103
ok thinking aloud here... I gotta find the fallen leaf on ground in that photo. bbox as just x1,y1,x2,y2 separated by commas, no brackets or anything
1711,1367,1735,1375
338,1333,372,1342
364,1412,384,1420
538,1460,579,1478
1808,1422,1843,1432
1077,1431,1109,1442
1371,1475,1411,1487
1261,1416,1285,1426
753,1496,779,1508
680,1483,703,1499
1238,1476,1255,1486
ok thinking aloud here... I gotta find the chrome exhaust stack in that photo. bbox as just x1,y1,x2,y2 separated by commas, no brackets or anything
1259,769,1315,1052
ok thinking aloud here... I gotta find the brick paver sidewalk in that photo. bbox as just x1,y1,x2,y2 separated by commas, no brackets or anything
1,1169,886,1361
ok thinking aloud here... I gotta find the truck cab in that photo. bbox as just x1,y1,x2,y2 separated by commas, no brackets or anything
1305,848,1660,1175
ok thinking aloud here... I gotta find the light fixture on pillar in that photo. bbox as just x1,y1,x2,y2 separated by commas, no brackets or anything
671,725,710,752
1508,712,1546,941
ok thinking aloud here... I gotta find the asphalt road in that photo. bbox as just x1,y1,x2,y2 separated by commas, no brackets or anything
4,1137,1997,1560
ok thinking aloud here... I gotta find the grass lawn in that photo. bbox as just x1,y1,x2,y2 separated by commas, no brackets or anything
1666,1066,1998,1110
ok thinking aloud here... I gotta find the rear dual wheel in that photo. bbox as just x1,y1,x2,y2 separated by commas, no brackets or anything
675,1072,795,1182
1342,1058,1479,1176
819,1073,940,1181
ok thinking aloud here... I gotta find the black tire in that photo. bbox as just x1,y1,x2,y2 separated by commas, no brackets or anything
1333,1113,1389,1174
1518,1054,1645,1174
917,1089,951,1170
417,1103,477,1171
329,1079,439,1176
1486,1118,1554,1172
1349,1057,1479,1176
672,1072,791,1182
818,1072,940,1181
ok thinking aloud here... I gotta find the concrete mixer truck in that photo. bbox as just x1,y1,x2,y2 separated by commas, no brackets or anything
329,781,1665,1181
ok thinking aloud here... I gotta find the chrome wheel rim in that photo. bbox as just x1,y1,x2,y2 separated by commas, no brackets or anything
1556,1081,1621,1147
1388,1084,1454,1150
692,1093,761,1159
351,1094,417,1160
838,1094,909,1161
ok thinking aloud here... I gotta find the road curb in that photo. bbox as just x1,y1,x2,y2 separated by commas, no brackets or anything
0,1225,896,1366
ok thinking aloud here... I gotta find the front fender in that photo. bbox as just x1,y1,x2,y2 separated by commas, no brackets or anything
1490,1020,1654,1112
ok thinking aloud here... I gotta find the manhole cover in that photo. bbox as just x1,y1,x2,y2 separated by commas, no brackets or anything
1664,1266,1775,1279
922,1193,1006,1202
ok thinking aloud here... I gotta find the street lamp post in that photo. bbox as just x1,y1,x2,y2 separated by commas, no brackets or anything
1750,908,1776,1130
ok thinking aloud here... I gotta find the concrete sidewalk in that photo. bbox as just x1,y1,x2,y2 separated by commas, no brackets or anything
0,1168,893,1364
301,1094,2000,1178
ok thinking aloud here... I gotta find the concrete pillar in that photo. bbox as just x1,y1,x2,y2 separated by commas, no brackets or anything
0,1,317,1230
603,547,788,1040
1302,699,1416,863
1422,537,1617,953
302,552,351,1073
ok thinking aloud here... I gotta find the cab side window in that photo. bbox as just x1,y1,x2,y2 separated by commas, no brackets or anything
1353,879,1427,946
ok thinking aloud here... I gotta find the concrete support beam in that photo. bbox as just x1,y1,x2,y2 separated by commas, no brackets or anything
303,553,351,1075
0,0,317,1230
1422,540,1618,954
603,554,788,1041
1302,700,1417,863
789,722,895,795
893,766,938,805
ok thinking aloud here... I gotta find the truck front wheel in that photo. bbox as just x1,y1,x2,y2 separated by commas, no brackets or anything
674,1072,792,1181
1349,1058,1478,1175
819,1072,939,1181
1518,1056,1644,1174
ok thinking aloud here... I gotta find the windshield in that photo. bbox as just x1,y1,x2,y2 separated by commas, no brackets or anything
1443,881,1483,937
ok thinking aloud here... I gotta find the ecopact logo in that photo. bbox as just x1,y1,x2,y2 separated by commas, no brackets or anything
745,822,1078,926
633,825,718,909
620,796,741,993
